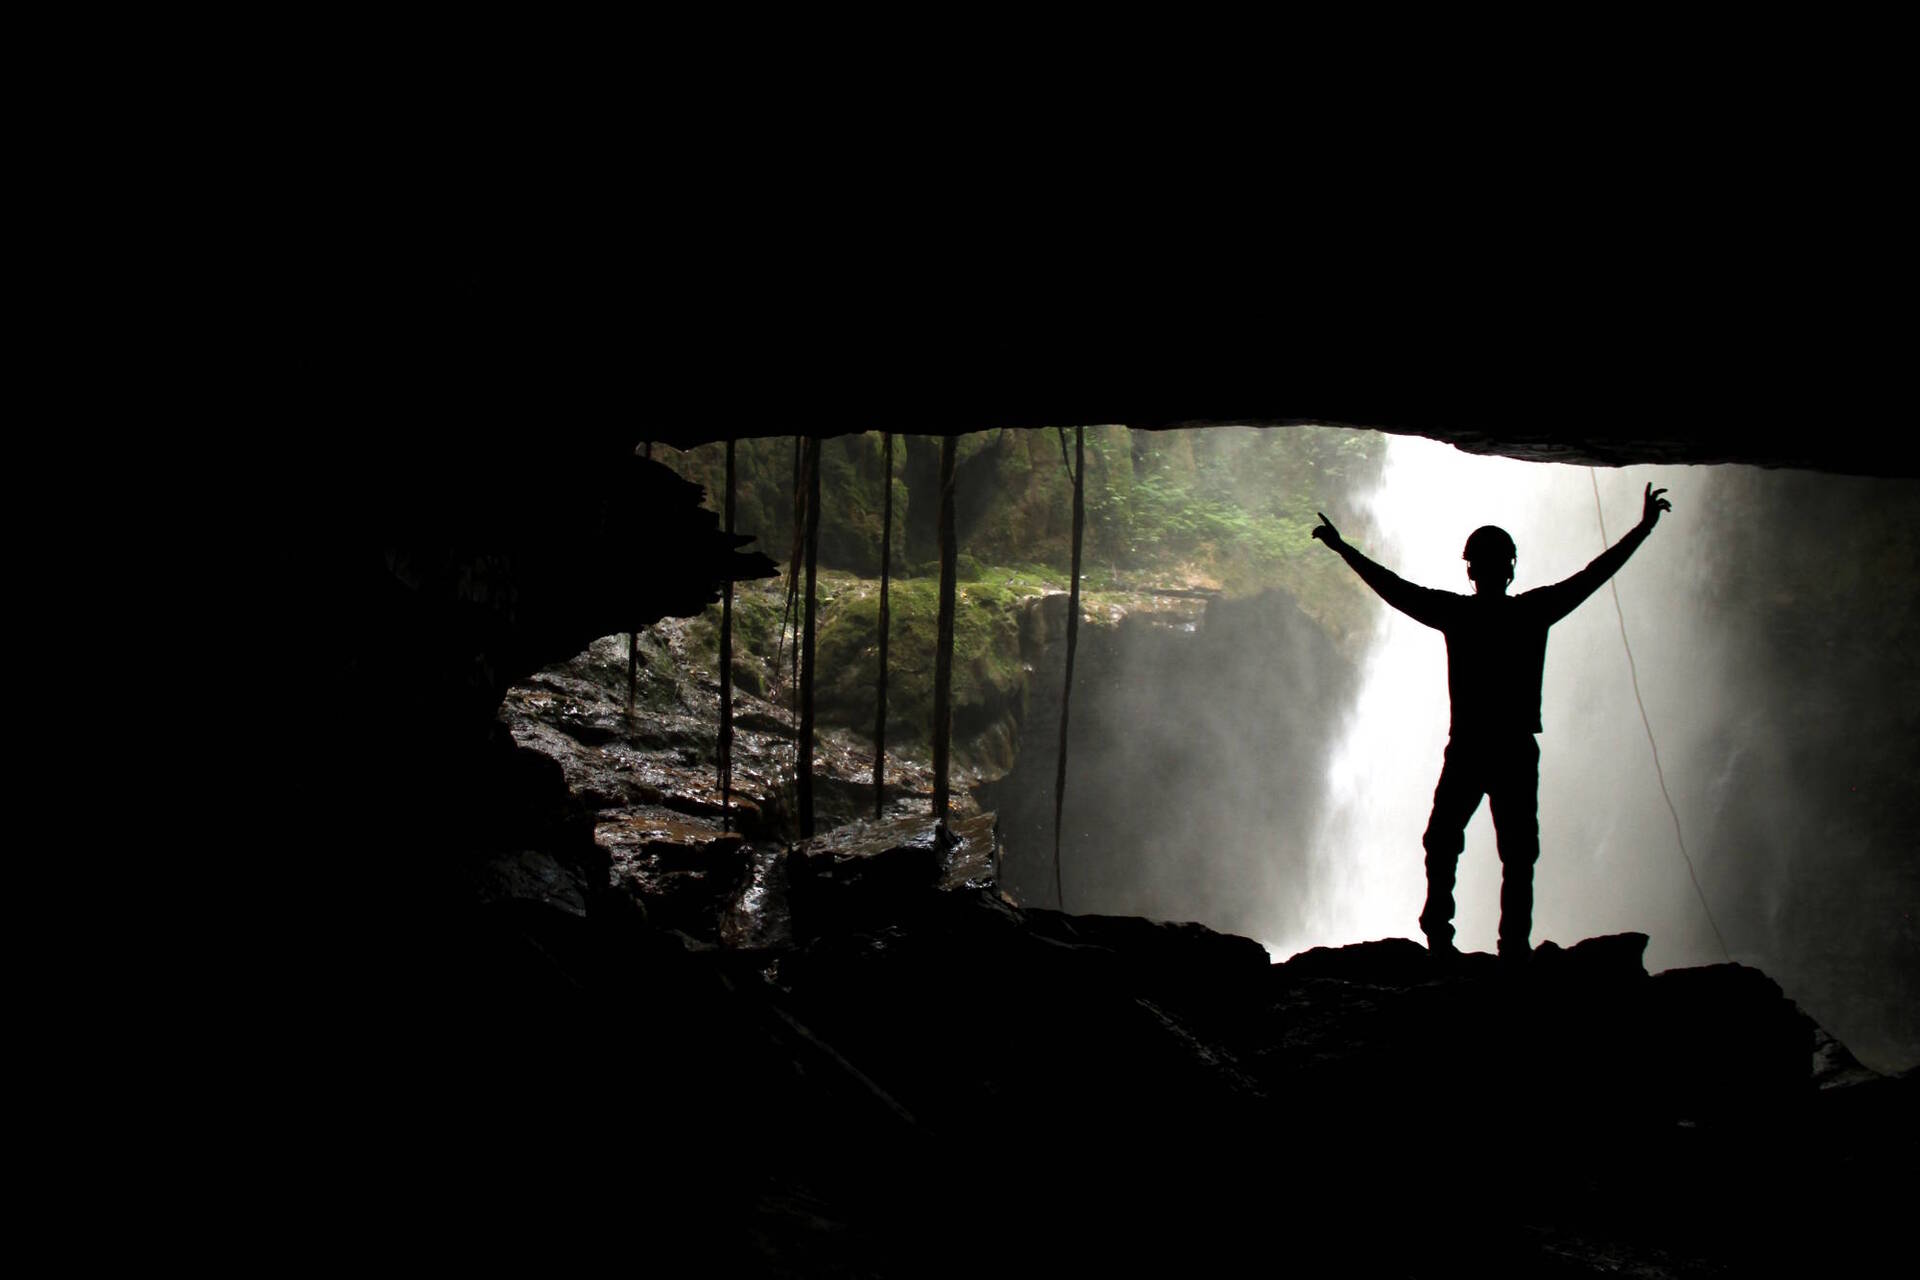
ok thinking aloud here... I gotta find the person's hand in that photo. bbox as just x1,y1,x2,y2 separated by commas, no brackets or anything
1312,511,1344,548
1640,483,1672,530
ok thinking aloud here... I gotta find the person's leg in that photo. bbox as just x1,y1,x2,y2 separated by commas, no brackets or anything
1420,740,1484,952
1488,735,1542,958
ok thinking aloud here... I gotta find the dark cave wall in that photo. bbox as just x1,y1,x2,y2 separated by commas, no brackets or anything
291,218,1915,1004
295,181,1912,491
254,106,1918,1269
323,447,771,737
305,441,774,957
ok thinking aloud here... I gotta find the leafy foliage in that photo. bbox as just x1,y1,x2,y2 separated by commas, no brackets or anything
664,426,1375,579
660,425,1392,687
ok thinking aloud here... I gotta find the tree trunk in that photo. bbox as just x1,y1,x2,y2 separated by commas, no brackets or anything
932,435,958,829
873,431,893,818
799,436,822,838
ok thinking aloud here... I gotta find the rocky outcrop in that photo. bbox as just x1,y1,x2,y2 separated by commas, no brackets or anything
369,824,1911,1274
304,533,1911,1274
433,658,1910,1276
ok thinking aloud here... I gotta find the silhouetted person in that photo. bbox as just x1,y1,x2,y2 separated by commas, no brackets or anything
1313,483,1672,961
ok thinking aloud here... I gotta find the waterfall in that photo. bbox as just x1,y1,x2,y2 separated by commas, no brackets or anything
1282,435,1724,970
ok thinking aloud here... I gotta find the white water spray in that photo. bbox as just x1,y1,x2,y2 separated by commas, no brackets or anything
1272,435,1726,970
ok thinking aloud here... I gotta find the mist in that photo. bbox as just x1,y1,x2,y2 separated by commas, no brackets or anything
1301,442,1728,964
996,433,1917,1073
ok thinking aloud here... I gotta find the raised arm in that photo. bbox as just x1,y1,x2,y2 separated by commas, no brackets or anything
1312,512,1451,629
1530,483,1672,624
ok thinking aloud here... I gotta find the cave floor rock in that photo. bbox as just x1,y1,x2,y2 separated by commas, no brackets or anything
440,631,1915,1276
404,852,1910,1277
501,627,987,834
499,627,1002,945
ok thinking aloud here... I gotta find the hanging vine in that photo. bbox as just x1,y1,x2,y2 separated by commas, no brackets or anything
1052,426,1085,911
772,436,805,831
717,438,736,832
798,436,822,838
931,434,958,831
873,431,894,819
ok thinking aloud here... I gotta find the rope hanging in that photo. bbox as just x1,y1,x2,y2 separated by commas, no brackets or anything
1590,471,1731,963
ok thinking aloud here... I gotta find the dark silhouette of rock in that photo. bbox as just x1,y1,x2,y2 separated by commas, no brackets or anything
357,852,1907,1274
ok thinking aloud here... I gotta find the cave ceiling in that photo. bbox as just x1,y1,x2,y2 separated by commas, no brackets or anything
310,204,1906,480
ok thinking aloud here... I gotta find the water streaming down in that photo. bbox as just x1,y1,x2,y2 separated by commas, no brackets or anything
1279,435,1919,1074
1292,438,1728,972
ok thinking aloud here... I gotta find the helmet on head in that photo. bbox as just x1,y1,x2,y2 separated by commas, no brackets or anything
1462,525,1516,565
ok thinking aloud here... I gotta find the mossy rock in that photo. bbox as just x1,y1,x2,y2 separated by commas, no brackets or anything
731,655,768,699
813,576,1027,745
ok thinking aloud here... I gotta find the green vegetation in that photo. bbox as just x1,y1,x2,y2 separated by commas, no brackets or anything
661,425,1388,652
813,573,1026,743
1119,428,1385,645
662,434,907,578
660,425,1391,761
678,569,1034,759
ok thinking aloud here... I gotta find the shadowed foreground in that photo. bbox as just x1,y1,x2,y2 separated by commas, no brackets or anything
315,813,1911,1277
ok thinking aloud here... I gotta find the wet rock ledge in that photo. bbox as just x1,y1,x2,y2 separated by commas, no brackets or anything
418,838,1910,1277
